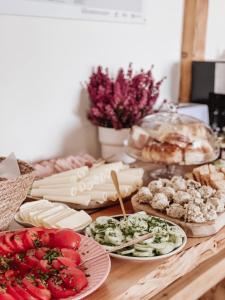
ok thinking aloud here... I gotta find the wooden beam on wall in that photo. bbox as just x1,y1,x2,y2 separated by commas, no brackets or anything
179,0,209,102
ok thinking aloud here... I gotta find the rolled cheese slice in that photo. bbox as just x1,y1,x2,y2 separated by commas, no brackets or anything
89,162,128,175
106,173,143,187
31,187,77,197
50,166,89,179
33,176,78,188
79,190,108,204
44,194,91,206
93,184,134,197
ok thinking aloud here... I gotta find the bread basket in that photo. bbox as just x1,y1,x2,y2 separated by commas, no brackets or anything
0,157,34,231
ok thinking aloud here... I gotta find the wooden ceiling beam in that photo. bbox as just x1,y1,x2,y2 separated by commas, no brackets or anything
179,0,209,102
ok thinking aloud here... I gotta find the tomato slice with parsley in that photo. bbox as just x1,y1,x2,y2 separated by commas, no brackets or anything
7,284,24,300
4,233,15,252
35,248,50,260
12,233,25,252
50,230,81,249
60,267,88,291
0,242,12,256
60,248,81,265
52,257,77,270
47,278,76,299
22,277,51,300
0,292,16,300
13,283,36,300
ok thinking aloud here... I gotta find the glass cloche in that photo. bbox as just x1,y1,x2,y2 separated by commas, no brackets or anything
126,109,219,166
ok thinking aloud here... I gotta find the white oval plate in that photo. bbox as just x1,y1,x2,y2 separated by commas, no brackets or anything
88,214,187,262
14,212,92,233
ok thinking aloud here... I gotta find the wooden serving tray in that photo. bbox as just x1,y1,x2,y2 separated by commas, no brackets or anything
131,197,225,237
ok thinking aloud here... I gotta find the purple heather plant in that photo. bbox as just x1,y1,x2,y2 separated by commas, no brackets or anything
87,64,164,129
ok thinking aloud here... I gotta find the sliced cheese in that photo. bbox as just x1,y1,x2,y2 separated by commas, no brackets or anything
33,204,66,226
93,183,134,196
54,210,91,229
42,208,73,227
50,166,89,178
20,200,52,222
33,176,78,188
31,187,77,197
79,190,108,204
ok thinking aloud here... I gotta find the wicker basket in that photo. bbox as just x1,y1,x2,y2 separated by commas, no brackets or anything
0,157,34,231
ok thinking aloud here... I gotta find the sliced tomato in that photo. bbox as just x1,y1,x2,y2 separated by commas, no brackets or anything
39,232,50,247
38,260,51,273
61,248,81,265
23,230,41,249
0,242,12,255
60,267,88,291
35,248,49,260
12,233,25,252
4,270,15,282
52,257,77,270
25,255,39,268
22,277,51,300
13,254,31,274
13,283,36,300
7,285,24,300
47,278,76,299
4,233,15,252
0,292,16,300
50,230,81,249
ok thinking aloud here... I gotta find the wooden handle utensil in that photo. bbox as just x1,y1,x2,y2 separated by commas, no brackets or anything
111,170,127,218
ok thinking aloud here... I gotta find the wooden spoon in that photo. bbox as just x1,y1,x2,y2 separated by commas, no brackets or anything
111,170,127,219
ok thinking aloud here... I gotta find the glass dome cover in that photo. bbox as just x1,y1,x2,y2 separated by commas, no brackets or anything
126,109,219,165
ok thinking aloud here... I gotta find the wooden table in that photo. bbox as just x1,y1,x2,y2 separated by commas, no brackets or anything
84,202,225,300
10,202,225,300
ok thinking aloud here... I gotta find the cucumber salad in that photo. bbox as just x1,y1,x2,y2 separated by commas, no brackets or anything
86,212,186,257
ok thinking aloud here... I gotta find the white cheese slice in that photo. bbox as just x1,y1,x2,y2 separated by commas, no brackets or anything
79,190,108,204
31,187,77,197
42,208,74,227
54,210,92,230
20,200,53,222
34,204,67,226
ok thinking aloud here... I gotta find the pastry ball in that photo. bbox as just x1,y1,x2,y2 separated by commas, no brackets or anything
159,186,175,201
187,188,202,199
148,179,163,193
200,201,217,221
185,203,206,223
186,179,201,189
171,176,186,191
198,186,215,199
208,197,224,213
151,193,169,210
133,187,153,204
173,191,192,205
166,203,186,219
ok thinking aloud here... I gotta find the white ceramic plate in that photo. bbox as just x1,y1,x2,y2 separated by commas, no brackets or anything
87,214,187,262
14,212,92,233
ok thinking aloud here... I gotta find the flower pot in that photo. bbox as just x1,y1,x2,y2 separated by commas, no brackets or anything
98,127,130,161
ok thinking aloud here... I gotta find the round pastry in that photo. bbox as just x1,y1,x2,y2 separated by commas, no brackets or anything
148,180,163,193
166,203,186,219
200,201,217,221
173,191,192,205
186,179,201,189
208,197,224,213
159,186,175,201
133,187,153,204
187,188,201,199
151,193,170,210
198,186,215,199
171,176,187,191
185,203,206,223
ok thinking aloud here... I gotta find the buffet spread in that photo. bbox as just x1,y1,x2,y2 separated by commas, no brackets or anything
0,109,225,300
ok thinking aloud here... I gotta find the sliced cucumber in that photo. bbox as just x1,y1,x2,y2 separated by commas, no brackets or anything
118,249,135,255
134,244,152,251
133,249,154,257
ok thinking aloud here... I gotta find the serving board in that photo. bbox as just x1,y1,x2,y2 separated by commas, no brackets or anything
131,197,225,237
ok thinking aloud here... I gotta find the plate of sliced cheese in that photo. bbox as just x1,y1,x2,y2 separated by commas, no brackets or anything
29,162,144,209
15,199,92,232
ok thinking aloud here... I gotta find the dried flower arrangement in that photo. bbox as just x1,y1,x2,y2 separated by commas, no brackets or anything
87,64,164,129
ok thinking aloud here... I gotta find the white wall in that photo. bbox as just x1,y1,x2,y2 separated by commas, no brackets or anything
0,0,184,162
206,0,225,59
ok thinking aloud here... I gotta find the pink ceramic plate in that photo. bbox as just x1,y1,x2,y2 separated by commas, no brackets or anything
67,234,111,300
